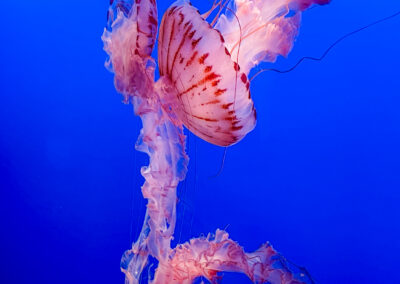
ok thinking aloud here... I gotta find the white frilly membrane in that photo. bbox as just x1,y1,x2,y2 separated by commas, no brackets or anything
215,0,330,74
102,0,329,283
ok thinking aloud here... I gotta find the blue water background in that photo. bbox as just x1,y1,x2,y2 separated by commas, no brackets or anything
1,0,400,283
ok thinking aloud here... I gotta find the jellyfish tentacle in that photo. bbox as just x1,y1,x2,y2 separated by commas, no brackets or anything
201,0,222,19
209,146,228,178
249,9,400,81
209,0,231,27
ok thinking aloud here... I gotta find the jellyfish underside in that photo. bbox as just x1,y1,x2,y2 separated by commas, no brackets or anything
102,0,330,283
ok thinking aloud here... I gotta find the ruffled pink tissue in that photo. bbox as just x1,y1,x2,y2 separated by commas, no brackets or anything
153,229,310,284
102,0,157,100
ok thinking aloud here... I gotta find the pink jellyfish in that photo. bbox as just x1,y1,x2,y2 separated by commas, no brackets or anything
102,0,330,283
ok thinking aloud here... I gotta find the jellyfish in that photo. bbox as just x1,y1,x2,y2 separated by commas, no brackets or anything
102,0,330,283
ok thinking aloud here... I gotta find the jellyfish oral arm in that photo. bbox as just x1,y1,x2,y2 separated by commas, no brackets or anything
153,229,311,284
120,94,188,283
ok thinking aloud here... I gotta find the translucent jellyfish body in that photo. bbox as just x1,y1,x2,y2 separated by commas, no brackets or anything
102,0,330,283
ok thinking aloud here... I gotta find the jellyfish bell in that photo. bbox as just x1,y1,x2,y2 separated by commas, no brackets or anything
158,0,256,147
102,0,158,101
157,0,330,147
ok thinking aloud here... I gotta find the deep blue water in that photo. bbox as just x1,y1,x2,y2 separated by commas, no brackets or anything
1,1,400,283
